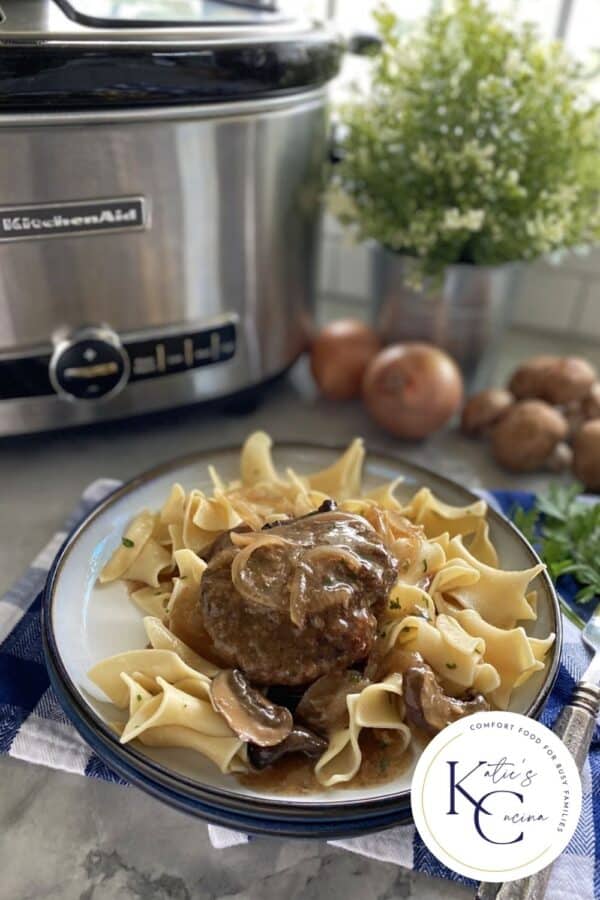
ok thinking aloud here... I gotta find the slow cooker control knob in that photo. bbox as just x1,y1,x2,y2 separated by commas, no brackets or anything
49,326,130,401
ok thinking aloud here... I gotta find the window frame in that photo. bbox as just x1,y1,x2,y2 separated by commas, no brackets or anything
325,0,576,42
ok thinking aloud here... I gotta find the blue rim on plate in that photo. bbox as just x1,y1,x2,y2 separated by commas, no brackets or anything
42,627,414,839
41,441,562,837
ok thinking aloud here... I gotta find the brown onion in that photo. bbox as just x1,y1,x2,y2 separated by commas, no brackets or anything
310,319,381,400
362,343,464,440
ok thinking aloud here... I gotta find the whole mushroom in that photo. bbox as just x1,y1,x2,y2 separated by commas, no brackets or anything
563,399,587,438
509,355,597,405
461,388,514,437
545,442,573,473
582,382,600,421
573,420,600,490
508,356,560,400
542,356,597,404
490,400,569,472
564,382,600,436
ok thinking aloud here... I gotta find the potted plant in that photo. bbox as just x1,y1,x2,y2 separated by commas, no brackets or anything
332,0,600,379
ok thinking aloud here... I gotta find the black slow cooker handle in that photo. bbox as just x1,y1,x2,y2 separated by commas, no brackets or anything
347,32,383,56
219,0,278,9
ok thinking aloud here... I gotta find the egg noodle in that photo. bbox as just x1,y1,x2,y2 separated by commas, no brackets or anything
90,432,555,788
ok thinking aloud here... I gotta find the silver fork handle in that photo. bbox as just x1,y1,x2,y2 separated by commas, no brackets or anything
476,681,600,900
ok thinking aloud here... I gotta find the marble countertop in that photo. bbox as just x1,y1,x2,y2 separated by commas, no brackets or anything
0,328,593,900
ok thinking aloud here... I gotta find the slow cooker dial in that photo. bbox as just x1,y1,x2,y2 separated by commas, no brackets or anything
49,326,130,402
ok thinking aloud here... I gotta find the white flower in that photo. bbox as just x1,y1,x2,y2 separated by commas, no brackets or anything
411,142,435,171
443,208,486,231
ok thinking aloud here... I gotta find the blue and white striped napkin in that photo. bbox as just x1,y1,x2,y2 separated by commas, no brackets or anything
0,479,598,899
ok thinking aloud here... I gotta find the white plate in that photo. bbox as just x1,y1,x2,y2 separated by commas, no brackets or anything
44,442,561,814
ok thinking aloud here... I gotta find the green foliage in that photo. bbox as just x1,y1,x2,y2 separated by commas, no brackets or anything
513,483,600,605
333,0,600,278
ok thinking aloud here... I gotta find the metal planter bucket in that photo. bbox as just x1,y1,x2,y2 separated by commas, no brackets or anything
373,248,522,383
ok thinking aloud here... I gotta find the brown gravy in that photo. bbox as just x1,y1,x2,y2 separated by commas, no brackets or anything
239,730,414,795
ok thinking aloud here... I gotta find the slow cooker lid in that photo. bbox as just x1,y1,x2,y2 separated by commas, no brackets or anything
0,0,342,111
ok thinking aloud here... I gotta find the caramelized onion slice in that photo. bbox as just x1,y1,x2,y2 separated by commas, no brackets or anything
302,545,366,573
230,534,294,608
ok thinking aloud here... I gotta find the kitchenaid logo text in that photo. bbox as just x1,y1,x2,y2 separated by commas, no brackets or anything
0,198,146,241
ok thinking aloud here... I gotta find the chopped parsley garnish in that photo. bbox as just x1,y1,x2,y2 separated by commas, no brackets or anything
446,662,457,670
180,575,188,580
389,598,401,610
422,559,428,573
121,537,135,548
513,482,600,605
378,756,389,774
400,625,412,633
136,693,142,702
348,671,362,682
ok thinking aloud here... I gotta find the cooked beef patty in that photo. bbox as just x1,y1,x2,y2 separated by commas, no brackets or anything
200,508,398,685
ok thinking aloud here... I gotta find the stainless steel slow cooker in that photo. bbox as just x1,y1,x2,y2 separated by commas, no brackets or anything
0,0,342,435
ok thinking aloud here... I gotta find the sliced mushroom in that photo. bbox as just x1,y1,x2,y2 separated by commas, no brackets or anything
260,500,337,533
296,670,370,736
210,669,293,747
247,727,328,770
311,498,338,514
403,663,489,734
202,524,252,562
365,647,425,682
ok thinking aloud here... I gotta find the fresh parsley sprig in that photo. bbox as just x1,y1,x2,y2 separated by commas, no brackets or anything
513,483,600,605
